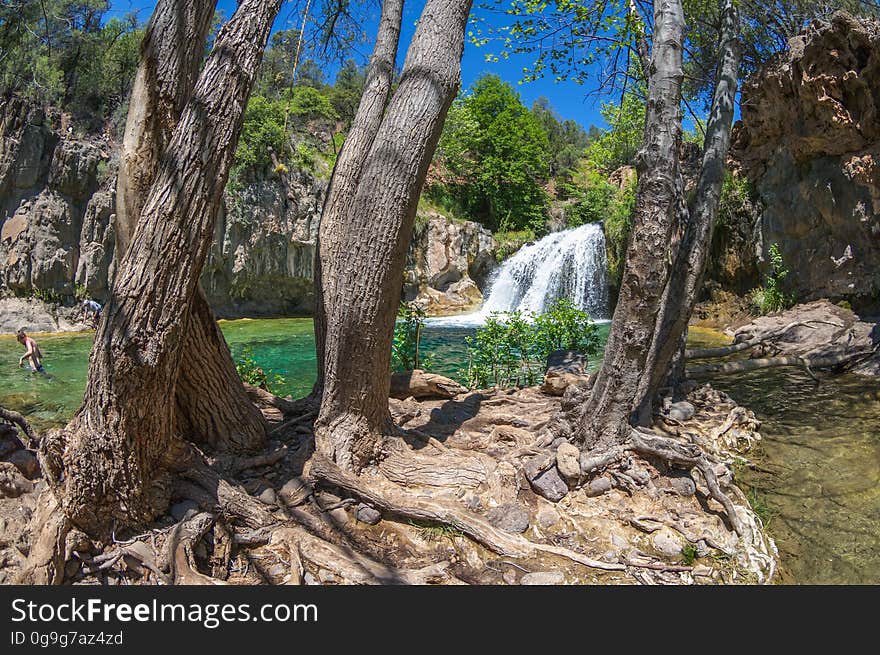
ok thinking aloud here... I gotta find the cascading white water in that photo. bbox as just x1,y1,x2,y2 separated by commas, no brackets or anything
429,223,609,326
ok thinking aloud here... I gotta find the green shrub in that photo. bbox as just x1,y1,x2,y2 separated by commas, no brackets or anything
748,243,795,315
563,169,616,228
584,93,645,173
235,346,286,395
494,229,535,262
232,95,288,177
32,287,64,304
465,299,600,388
532,299,601,362
391,303,434,371
286,85,337,122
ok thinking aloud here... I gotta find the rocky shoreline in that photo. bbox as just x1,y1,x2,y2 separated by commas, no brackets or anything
0,375,778,585
0,296,91,334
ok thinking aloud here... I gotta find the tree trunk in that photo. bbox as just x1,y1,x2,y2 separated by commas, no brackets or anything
314,0,473,471
576,0,686,451
633,0,742,424
312,0,405,402
115,0,266,451
49,0,282,537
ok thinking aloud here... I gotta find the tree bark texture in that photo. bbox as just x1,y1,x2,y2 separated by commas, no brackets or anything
576,0,686,451
49,0,283,536
312,0,405,400
115,0,266,452
633,0,742,423
314,0,473,471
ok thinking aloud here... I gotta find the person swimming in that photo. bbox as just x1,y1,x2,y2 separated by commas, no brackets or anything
16,329,44,373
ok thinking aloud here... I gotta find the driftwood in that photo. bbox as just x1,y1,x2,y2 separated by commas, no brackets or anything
686,348,878,378
390,369,467,399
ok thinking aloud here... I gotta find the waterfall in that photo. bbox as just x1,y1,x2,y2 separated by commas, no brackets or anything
429,223,609,326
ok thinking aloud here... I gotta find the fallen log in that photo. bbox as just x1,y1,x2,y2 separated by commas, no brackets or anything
390,369,467,400
686,348,878,377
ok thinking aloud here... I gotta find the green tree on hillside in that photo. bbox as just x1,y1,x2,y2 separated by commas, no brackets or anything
531,96,590,179
0,1,142,122
433,74,551,232
585,92,646,173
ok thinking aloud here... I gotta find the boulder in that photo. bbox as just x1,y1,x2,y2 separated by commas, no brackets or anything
727,300,880,376
485,503,530,534
355,504,382,525
555,442,581,482
535,506,560,529
666,401,696,422
541,350,590,396
404,212,497,315
651,528,685,558
526,464,569,503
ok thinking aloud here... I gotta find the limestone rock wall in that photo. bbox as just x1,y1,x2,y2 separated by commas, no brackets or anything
732,12,880,307
0,96,496,320
404,212,497,315
0,96,113,300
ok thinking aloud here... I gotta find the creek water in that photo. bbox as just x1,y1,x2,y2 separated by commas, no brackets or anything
1,319,878,584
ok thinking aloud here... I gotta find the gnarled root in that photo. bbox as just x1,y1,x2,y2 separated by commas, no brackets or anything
164,511,227,585
626,428,745,537
0,405,39,447
308,453,626,572
268,526,462,585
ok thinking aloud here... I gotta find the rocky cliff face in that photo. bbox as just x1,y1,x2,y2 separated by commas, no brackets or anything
0,97,496,321
202,171,327,317
732,12,880,307
0,96,115,301
404,212,497,315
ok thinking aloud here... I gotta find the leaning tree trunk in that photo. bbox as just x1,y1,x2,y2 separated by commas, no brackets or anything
115,0,266,452
576,0,686,451
42,0,283,537
311,0,405,402
632,0,742,424
314,0,473,471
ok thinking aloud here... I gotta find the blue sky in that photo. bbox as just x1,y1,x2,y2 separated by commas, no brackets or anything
105,0,610,129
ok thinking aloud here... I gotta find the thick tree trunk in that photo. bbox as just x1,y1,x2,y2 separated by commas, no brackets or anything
576,0,685,451
311,0,405,402
314,0,473,471
48,0,282,536
116,0,216,250
633,0,742,423
116,0,266,451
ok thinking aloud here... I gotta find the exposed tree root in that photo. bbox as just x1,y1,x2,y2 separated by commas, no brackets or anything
268,526,463,584
626,428,744,536
0,405,38,447
244,384,315,418
15,490,71,584
308,453,626,572
165,511,227,585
